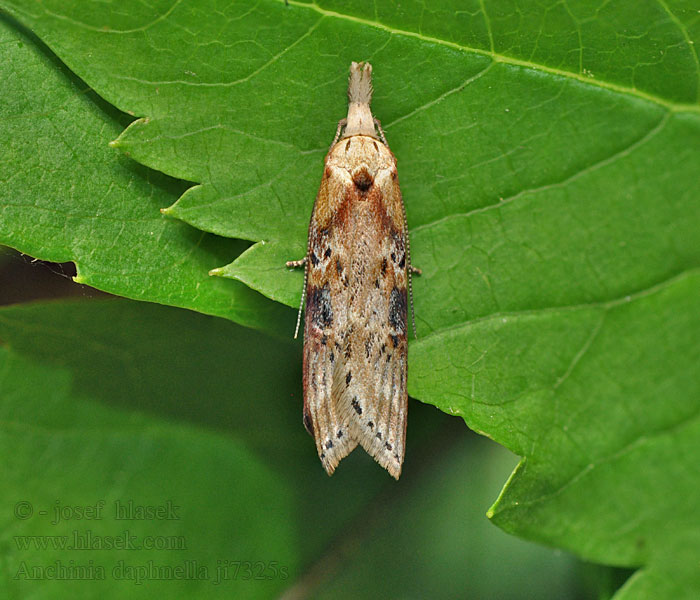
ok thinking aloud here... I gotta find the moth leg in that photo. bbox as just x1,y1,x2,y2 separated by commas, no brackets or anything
285,256,308,338
410,265,422,275
331,119,347,148
374,118,389,147
286,256,308,269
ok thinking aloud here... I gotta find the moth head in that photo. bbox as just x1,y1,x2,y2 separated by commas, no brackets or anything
348,62,373,105
343,62,377,139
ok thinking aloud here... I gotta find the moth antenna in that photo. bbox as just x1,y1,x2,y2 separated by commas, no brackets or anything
343,62,378,139
293,263,308,339
403,202,419,339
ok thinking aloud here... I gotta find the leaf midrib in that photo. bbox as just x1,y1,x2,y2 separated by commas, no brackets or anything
286,0,700,113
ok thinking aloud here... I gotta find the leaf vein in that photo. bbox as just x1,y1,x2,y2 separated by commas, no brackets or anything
41,0,184,34
110,16,324,88
552,313,605,391
500,407,700,513
385,62,494,129
414,267,700,344
654,0,700,102
411,111,671,235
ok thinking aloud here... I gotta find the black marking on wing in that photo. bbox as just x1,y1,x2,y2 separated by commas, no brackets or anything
388,287,407,334
307,284,333,329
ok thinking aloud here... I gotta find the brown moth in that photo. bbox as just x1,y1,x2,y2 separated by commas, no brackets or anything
287,62,418,479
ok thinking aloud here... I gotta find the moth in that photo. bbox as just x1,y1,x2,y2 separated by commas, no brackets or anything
287,62,419,479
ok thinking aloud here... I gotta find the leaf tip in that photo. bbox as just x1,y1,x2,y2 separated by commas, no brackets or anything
209,268,223,277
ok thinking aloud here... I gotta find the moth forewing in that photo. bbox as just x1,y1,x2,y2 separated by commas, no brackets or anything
288,62,415,479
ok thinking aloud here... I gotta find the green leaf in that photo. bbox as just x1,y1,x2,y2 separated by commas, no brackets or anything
412,271,700,598
1,1,699,597
0,14,290,333
0,298,581,598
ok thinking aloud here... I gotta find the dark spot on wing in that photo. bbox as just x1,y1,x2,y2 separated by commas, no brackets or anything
346,371,352,386
310,251,319,266
367,421,374,429
381,257,388,275
324,247,332,259
329,350,335,363
345,138,352,152
336,258,343,274
399,253,406,269
389,287,407,333
337,429,344,439
372,140,378,152
303,410,314,436
325,439,334,450
307,284,333,329
376,431,382,440
390,334,399,347
351,397,362,415
391,230,405,254
321,334,327,345
385,442,393,451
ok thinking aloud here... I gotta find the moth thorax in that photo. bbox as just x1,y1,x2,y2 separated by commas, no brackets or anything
352,166,374,191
